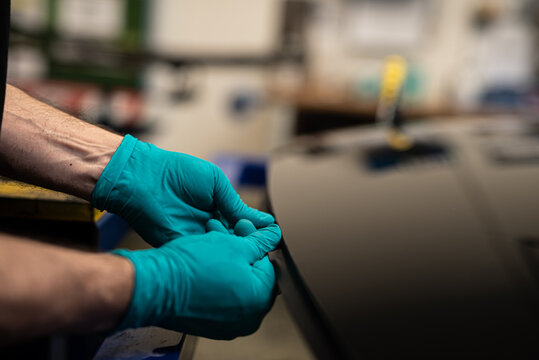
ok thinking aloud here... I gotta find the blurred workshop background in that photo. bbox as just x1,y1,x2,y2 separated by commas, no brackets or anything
9,0,539,159
5,0,539,359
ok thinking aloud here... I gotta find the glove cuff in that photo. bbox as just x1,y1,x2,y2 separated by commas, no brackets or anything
91,134,138,211
109,248,161,331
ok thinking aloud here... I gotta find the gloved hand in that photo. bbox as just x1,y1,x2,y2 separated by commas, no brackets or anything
112,223,282,340
91,135,274,247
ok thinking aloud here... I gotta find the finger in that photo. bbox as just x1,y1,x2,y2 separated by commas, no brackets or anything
213,169,274,227
234,219,257,237
241,207,275,228
252,256,276,289
206,219,228,233
245,224,282,261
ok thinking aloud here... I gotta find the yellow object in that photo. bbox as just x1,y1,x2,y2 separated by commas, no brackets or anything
378,55,408,105
376,55,413,151
0,177,104,222
387,129,413,152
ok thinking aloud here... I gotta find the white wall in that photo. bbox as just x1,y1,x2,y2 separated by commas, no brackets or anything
147,65,276,160
148,0,282,58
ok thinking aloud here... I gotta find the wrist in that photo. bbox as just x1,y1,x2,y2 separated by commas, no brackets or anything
79,253,135,332
79,132,123,201
108,248,168,331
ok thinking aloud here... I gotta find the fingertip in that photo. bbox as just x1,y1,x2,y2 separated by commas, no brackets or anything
234,219,257,237
255,208,274,220
245,208,275,227
261,223,282,240
206,219,228,233
257,212,275,226
246,223,282,255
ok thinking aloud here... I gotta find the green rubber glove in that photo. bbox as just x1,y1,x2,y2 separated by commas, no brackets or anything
112,223,282,340
91,135,274,247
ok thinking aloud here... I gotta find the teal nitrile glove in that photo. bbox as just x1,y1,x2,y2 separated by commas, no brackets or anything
91,135,274,247
112,223,282,340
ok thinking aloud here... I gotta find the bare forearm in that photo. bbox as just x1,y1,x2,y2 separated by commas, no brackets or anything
0,234,133,343
0,87,134,342
0,84,123,200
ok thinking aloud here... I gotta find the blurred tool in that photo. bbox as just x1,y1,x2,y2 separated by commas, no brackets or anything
375,55,411,151
367,55,447,171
